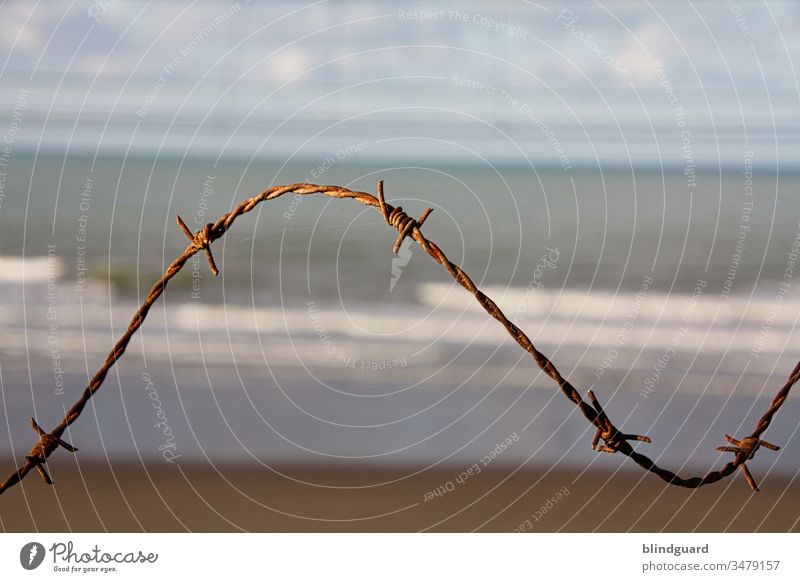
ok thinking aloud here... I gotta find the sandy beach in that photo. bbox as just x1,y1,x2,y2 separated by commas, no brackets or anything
2,461,798,532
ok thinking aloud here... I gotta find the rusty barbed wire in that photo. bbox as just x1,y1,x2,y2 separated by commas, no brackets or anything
1,180,798,495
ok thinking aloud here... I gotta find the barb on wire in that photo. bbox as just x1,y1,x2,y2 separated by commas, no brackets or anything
377,179,434,255
716,434,780,492
176,215,220,276
587,390,651,454
1,180,798,496
25,418,77,486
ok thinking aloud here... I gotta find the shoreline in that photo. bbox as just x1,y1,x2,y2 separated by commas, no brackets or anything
2,461,798,532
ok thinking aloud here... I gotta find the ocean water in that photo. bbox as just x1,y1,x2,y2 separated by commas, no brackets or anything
2,154,799,298
1,155,799,474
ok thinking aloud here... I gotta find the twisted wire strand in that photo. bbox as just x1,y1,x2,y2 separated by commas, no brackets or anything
1,181,797,495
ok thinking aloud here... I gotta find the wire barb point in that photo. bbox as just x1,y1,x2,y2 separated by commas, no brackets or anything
716,434,780,492
376,180,433,255
24,418,78,485
177,214,219,276
588,391,651,454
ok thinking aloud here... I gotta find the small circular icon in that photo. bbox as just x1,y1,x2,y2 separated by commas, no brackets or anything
20,542,46,570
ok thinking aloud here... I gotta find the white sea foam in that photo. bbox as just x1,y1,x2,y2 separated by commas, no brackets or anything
0,255,62,283
2,274,798,396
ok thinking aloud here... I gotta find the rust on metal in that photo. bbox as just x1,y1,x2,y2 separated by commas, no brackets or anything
1,181,797,495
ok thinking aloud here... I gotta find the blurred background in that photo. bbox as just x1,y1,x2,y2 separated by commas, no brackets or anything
1,0,800,531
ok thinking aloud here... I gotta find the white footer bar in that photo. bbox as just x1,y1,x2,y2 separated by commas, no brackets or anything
1,533,796,581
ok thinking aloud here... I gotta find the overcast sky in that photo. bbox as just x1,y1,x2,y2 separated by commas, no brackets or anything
1,1,797,164
1,1,796,86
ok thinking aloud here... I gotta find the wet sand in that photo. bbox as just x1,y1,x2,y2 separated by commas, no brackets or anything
1,460,798,532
